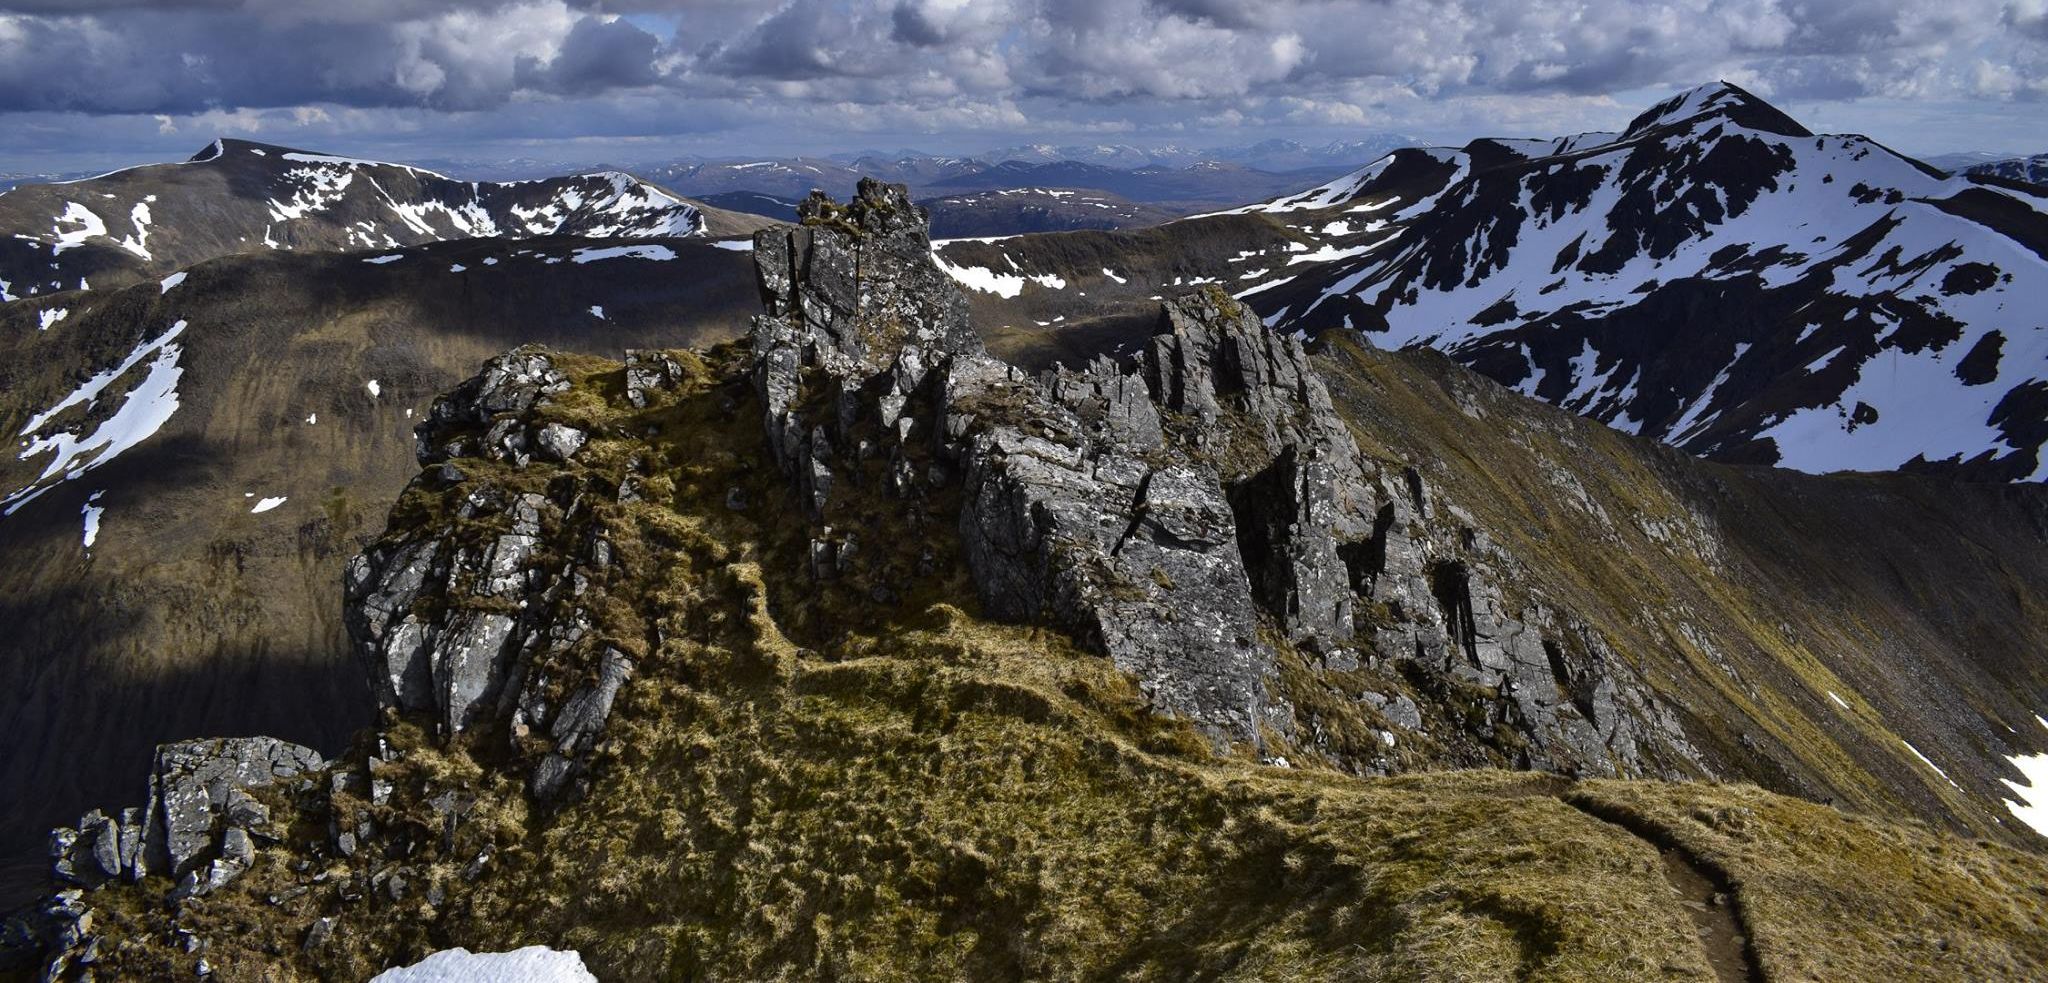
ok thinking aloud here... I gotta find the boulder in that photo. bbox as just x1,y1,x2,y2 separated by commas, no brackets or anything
535,423,587,462
51,737,321,905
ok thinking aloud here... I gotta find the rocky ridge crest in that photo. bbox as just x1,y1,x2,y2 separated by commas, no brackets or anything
749,178,1701,774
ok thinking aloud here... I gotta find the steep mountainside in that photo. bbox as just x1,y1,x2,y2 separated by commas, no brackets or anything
0,235,761,908
8,181,2048,982
934,82,2048,482
0,140,771,299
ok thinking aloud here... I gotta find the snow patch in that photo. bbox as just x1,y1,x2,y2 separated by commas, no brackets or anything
712,239,754,252
37,308,68,331
20,320,186,437
589,305,606,320
366,380,381,399
363,254,404,265
369,946,596,983
50,202,107,253
2001,716,2048,837
116,202,153,259
250,496,287,514
931,252,1027,298
159,271,187,294
570,244,677,264
81,490,105,551
1902,740,1962,791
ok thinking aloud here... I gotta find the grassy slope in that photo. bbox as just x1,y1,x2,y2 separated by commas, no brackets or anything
61,346,2048,982
1315,336,2048,842
0,238,760,906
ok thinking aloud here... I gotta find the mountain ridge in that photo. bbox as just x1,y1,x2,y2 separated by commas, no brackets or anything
0,139,773,301
929,81,2048,482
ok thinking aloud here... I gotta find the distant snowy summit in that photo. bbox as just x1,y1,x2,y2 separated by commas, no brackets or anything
1968,153,2048,187
0,139,730,300
1216,81,2048,481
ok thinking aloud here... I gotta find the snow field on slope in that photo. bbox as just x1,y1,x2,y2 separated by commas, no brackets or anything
2001,716,2048,837
1302,122,2045,473
4,321,189,514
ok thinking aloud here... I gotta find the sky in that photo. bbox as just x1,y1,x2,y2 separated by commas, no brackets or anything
1,0,2045,174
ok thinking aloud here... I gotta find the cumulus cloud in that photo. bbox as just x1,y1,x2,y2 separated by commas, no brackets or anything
0,0,2043,164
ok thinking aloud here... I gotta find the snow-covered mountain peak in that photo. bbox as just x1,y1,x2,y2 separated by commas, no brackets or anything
1157,83,2048,481
1622,81,1811,139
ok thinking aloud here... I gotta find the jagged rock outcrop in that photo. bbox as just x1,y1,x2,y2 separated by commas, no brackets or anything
51,738,322,899
346,348,635,802
751,179,982,519
414,349,578,468
31,738,324,978
748,183,1704,776
746,181,1295,747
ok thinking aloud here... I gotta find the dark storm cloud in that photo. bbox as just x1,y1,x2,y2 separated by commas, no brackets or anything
889,2,946,48
516,14,662,94
1146,0,1266,31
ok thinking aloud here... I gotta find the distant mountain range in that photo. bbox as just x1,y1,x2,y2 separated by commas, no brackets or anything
966,136,1416,171
698,186,1179,236
0,139,770,300
921,187,1182,238
932,82,2048,482
642,152,1369,214
1968,153,2048,186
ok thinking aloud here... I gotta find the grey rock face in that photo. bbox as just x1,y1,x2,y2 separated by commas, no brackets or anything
347,362,637,800
1230,443,1356,651
415,348,573,467
148,738,321,884
51,736,322,908
8,889,91,981
531,646,634,800
624,349,687,408
747,186,1704,778
957,416,1282,744
750,179,983,519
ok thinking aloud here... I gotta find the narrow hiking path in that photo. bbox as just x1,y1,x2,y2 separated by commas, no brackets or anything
1562,795,1765,983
